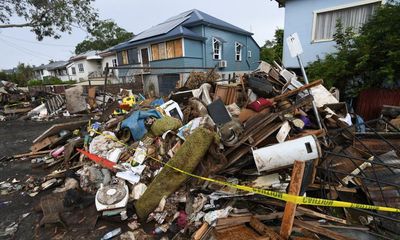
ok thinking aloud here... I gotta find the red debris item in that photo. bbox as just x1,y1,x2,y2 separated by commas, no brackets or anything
177,210,188,230
247,98,273,112
119,103,132,111
76,148,116,171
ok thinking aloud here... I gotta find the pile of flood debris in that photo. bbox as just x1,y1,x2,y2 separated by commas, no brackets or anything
0,80,114,121
3,62,400,239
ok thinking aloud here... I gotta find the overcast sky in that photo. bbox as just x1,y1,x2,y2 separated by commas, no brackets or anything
0,0,284,69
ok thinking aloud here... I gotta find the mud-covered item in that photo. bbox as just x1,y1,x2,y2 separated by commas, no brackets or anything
247,76,274,97
207,99,231,125
247,98,273,112
219,119,243,147
135,127,215,219
39,192,67,226
150,116,182,136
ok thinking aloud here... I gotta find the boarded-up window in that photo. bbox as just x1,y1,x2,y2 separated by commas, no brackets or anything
151,44,159,61
151,39,183,61
121,50,129,65
174,39,183,57
158,42,167,59
159,42,166,59
166,38,183,58
166,40,175,58
151,42,167,61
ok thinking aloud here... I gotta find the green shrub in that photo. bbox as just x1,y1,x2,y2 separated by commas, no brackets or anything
307,2,400,98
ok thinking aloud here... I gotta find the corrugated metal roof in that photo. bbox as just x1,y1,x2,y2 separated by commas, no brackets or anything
129,16,191,43
112,9,253,51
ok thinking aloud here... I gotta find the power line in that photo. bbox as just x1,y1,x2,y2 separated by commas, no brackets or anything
0,33,75,47
0,37,53,60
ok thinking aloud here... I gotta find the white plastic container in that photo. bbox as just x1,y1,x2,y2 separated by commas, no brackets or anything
252,135,321,172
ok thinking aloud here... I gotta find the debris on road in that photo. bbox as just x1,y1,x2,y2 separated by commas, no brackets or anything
2,62,399,239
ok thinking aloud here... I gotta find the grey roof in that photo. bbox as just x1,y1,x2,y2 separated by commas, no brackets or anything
34,61,69,71
112,9,252,51
130,15,191,42
70,50,100,60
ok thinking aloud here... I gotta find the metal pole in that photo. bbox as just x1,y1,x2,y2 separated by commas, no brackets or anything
296,55,324,134
102,63,109,113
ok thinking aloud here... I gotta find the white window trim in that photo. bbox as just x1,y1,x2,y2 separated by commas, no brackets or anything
311,0,382,43
235,42,243,61
78,63,84,73
212,37,222,60
138,47,150,64
181,38,185,57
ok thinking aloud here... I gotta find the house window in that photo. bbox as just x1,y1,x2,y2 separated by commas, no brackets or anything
71,67,76,75
166,39,183,59
151,42,167,61
112,59,117,67
78,63,84,73
151,39,182,61
313,1,380,42
235,42,242,61
248,50,252,58
121,50,129,65
212,38,222,60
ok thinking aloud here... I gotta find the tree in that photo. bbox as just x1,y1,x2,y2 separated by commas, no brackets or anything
0,0,98,40
75,20,134,54
307,2,400,98
260,29,284,64
0,63,34,86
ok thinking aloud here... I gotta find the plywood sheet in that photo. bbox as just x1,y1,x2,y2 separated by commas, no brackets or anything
65,86,87,113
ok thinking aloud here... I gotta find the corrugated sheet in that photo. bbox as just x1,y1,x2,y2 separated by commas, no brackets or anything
356,88,400,121
130,16,190,42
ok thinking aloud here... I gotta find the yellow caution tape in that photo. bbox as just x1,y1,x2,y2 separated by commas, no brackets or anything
89,129,400,213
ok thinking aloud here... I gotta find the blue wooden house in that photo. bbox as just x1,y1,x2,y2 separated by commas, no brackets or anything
276,0,383,68
111,9,260,95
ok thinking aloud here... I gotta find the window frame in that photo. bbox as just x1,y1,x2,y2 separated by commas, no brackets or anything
235,42,243,61
71,67,76,75
121,50,129,65
212,37,222,60
311,0,381,43
112,58,117,67
78,63,84,73
150,38,183,62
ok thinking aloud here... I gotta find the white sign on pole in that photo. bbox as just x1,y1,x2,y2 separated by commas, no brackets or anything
286,32,303,58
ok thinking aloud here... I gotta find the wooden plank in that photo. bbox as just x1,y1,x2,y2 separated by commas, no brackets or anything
272,80,323,102
293,219,354,240
308,183,357,193
174,38,183,57
216,212,291,229
214,224,262,240
33,120,88,144
151,44,159,61
13,150,52,159
280,160,305,239
193,222,209,240
250,217,284,240
297,207,347,225
30,135,59,152
250,199,347,225
87,86,96,108
166,40,175,58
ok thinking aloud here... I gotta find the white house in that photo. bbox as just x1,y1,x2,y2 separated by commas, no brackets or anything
67,50,119,84
99,49,119,82
33,61,70,81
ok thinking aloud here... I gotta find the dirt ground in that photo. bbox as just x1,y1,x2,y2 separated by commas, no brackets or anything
0,118,123,240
